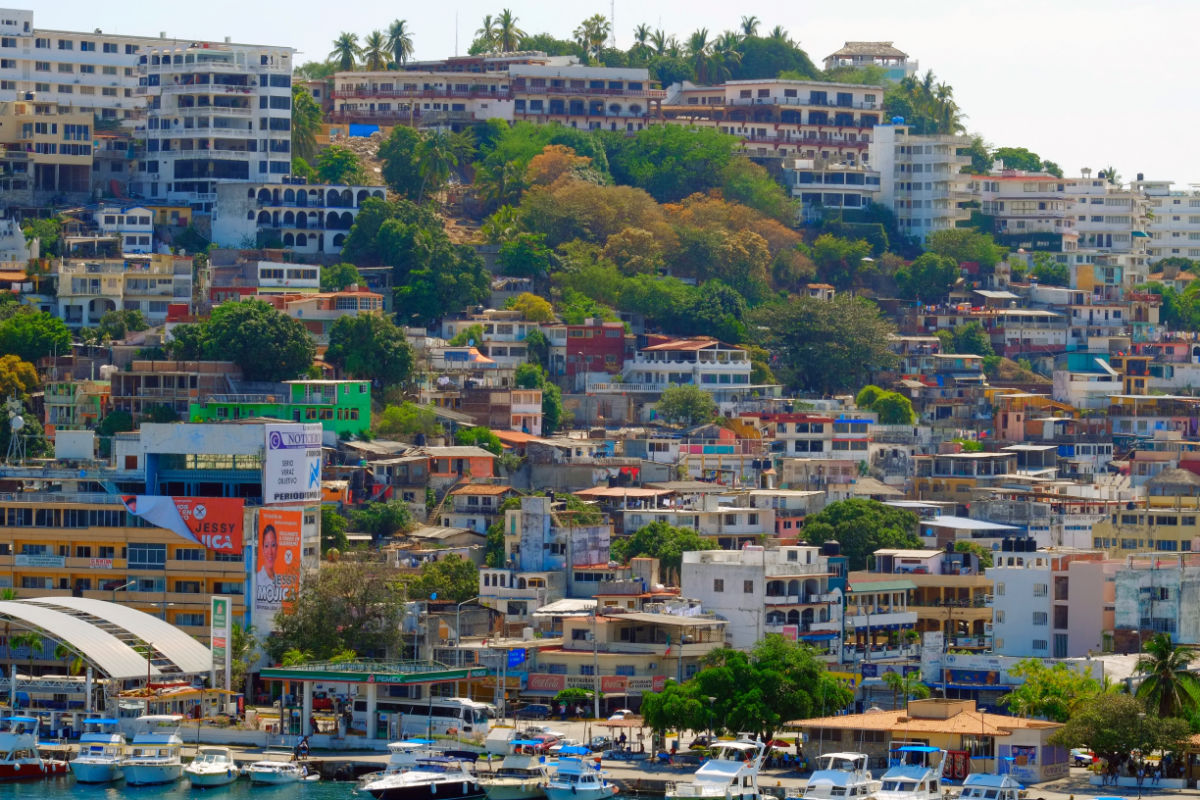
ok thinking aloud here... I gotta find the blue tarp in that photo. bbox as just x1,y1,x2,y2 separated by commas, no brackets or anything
349,124,380,138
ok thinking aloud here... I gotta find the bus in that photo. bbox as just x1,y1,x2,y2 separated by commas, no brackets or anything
351,696,492,741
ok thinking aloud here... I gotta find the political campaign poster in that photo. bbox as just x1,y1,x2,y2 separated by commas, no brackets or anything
263,423,322,505
254,508,302,617
120,496,244,554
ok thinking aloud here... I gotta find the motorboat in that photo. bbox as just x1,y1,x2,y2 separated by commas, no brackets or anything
356,738,443,788
957,771,1022,800
361,756,486,800
185,746,240,787
480,739,551,800
666,736,766,800
0,716,69,781
543,747,618,800
69,717,125,784
121,714,184,786
801,752,879,800
246,757,310,785
875,745,945,800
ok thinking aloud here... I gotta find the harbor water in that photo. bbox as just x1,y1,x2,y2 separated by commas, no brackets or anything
0,777,358,800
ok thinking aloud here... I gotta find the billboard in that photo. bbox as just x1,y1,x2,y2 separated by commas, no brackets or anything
263,423,323,505
211,596,231,691
121,496,244,554
254,508,302,617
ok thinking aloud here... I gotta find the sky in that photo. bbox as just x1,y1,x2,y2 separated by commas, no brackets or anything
32,0,1200,187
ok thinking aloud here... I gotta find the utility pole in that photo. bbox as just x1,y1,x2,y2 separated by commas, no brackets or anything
592,608,600,720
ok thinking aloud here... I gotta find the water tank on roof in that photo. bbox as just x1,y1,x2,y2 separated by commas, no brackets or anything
891,116,905,125
1001,537,1014,552
821,541,841,557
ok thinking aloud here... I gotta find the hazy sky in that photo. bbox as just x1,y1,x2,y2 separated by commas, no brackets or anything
34,0,1200,187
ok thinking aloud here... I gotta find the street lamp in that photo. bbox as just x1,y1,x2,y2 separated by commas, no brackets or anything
455,596,480,699
110,580,134,604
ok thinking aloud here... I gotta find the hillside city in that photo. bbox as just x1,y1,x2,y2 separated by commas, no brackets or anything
2,4,1200,792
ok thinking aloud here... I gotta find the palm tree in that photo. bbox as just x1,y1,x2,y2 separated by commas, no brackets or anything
481,205,522,244
686,29,714,84
387,19,414,67
629,24,653,61
329,648,357,664
417,131,460,203
495,9,525,53
650,29,670,57
328,32,361,71
1135,633,1200,718
883,669,931,710
741,16,761,36
230,623,260,695
767,25,790,44
362,30,389,71
574,14,611,64
10,631,42,687
53,642,83,676
475,15,497,52
1101,165,1122,186
712,31,743,80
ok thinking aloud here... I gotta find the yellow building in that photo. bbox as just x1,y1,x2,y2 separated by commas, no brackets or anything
0,495,247,663
0,98,93,199
1090,468,1200,555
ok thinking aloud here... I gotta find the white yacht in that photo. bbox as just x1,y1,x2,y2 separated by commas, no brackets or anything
246,758,310,785
356,738,441,788
667,736,766,800
184,746,240,787
121,714,184,786
958,771,1022,800
875,745,945,800
801,752,879,800
543,748,618,800
480,739,552,800
69,717,125,784
361,756,485,800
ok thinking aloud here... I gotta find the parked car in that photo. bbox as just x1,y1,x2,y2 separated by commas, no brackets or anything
588,736,612,753
312,692,334,711
515,704,552,720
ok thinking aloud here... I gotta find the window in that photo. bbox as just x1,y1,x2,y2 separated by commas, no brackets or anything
128,543,166,569
1032,639,1048,651
1032,583,1048,597
174,613,205,627
713,578,724,592
103,42,118,53
1032,611,1048,626
743,580,754,593
174,548,205,561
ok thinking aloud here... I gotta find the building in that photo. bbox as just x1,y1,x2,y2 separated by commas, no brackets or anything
55,253,193,327
211,181,386,254
43,378,109,437
439,484,517,533
589,336,769,404
458,385,543,436
189,379,372,438
622,494,776,550
207,257,320,303
137,40,294,209
912,451,1019,504
254,289,385,344
680,545,844,652
0,97,92,203
1112,553,1200,646
822,42,918,81
870,123,972,242
96,204,154,253
510,64,661,132
331,69,513,127
110,359,241,419
543,318,629,388
797,698,1066,783
987,546,1112,658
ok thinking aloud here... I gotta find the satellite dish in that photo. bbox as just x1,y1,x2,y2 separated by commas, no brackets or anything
9,416,23,432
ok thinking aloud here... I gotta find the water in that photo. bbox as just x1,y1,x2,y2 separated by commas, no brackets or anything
0,777,359,800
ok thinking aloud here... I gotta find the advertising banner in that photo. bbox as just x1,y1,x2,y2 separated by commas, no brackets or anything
600,675,628,694
211,596,231,690
526,673,566,693
263,423,323,505
120,496,244,554
254,508,302,617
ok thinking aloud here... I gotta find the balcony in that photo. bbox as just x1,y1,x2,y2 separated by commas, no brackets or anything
514,86,667,99
844,610,918,629
333,88,505,101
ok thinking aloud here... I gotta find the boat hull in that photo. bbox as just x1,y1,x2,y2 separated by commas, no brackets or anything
483,779,547,800
186,767,240,787
249,769,306,785
70,760,124,784
365,777,487,800
124,762,183,786
545,786,618,800
0,760,70,781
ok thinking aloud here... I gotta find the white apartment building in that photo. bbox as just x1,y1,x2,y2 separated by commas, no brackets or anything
331,69,513,127
137,41,294,209
1065,171,1149,257
589,337,777,404
870,123,972,242
509,64,660,132
987,546,1111,659
622,494,775,550
96,203,154,253
211,180,385,254
1134,178,1200,263
680,545,843,651
1113,554,1200,644
971,173,1078,248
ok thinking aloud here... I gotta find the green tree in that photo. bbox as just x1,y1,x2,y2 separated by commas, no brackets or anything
607,124,738,202
96,410,135,438
883,669,931,710
962,136,993,175
925,228,1006,271
802,499,921,571
378,126,423,200
229,623,260,694
21,218,63,257
609,521,717,577
172,300,315,382
0,355,39,401
455,426,503,456
573,14,611,64
505,292,555,323
387,19,414,67
416,131,459,203
655,384,717,427
0,309,70,362
144,403,179,423
320,507,350,555
1135,633,1200,718
870,392,916,425
949,321,995,358
361,31,388,71
374,402,440,438
752,294,897,393
320,262,364,291
993,147,1048,173
10,631,42,680
317,145,367,185
350,499,413,538
810,234,873,290
883,71,964,136
325,314,414,387
953,540,994,569
268,561,404,662
495,9,526,52
291,85,322,165
328,32,361,71
732,35,818,81
894,252,960,301
498,232,553,278
1048,693,1189,770
514,363,564,434
1002,658,1103,722
718,158,795,223
1031,252,1070,287
403,554,479,603
95,309,149,341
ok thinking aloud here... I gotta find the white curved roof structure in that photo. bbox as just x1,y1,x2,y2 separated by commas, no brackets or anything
0,598,213,680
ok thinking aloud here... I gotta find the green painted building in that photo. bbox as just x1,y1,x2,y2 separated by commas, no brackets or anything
189,379,371,437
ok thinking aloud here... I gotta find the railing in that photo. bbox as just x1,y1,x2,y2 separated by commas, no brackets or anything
725,97,880,110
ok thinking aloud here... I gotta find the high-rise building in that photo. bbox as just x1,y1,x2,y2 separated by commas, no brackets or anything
870,123,972,242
